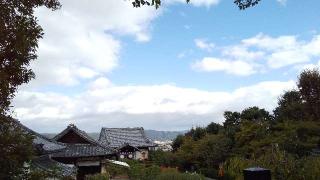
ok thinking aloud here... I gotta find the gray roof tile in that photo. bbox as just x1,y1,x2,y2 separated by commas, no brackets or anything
51,144,114,158
98,127,156,148
15,119,65,153
32,155,76,177
53,124,98,145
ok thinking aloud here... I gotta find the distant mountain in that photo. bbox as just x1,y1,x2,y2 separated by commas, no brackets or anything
42,130,186,141
144,130,186,141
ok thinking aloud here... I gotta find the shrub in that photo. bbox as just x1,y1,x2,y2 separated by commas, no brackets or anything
85,173,109,180
155,171,204,180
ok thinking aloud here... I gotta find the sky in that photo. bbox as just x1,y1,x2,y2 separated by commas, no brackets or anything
12,0,320,132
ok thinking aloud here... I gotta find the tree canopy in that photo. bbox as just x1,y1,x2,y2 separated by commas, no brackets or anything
130,0,262,9
0,0,61,178
153,68,320,179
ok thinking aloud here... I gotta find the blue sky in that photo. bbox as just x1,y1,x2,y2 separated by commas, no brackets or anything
12,0,320,132
114,0,320,90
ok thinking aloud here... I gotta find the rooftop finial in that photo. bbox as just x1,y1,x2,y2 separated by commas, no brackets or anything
69,123,75,127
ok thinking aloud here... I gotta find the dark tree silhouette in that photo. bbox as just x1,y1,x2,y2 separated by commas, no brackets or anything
0,0,61,178
130,0,261,9
298,68,320,121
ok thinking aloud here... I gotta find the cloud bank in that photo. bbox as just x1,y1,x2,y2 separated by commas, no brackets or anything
13,79,295,132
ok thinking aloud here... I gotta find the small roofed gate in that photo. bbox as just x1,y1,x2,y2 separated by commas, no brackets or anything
77,162,101,180
118,145,137,159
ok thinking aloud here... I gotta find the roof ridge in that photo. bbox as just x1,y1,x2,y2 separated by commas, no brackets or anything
13,119,65,145
53,124,99,145
102,127,143,130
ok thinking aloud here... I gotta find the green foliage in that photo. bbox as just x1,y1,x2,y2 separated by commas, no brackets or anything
107,163,129,177
234,0,261,10
240,106,272,122
85,173,110,180
298,68,320,121
274,90,305,122
0,1,60,178
149,150,177,167
223,111,241,140
193,135,232,169
22,164,74,180
165,69,320,179
155,171,204,180
206,122,222,135
127,160,161,180
185,127,207,141
0,0,61,114
272,121,320,156
130,0,261,9
299,156,320,180
234,120,272,157
172,134,185,152
0,115,34,179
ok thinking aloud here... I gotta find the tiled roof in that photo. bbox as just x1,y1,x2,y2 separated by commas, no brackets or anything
53,124,99,145
51,144,114,158
98,127,156,148
32,155,76,177
15,120,65,153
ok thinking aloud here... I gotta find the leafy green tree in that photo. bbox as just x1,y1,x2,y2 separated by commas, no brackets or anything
240,106,272,123
223,111,241,141
0,0,61,114
298,68,320,121
172,134,185,152
149,150,177,167
175,137,198,171
0,115,34,179
194,134,232,170
0,0,60,178
185,127,207,141
234,120,271,157
274,90,305,122
271,120,320,156
206,122,222,135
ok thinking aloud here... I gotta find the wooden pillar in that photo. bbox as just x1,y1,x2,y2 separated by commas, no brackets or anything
101,160,107,174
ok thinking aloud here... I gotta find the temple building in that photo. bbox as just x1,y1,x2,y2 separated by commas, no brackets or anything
16,120,76,177
15,120,155,179
51,124,116,179
99,127,156,160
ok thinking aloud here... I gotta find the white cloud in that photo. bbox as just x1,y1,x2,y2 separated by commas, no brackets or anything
242,33,320,68
222,46,265,61
293,60,320,72
277,0,287,6
13,79,294,132
30,0,161,87
31,0,223,87
194,38,215,52
267,50,309,68
193,33,320,75
242,33,299,51
192,57,257,76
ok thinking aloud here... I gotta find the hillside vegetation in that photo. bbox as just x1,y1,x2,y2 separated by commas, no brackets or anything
149,68,320,180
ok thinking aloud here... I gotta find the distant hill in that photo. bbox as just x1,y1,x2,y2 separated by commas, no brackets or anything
144,130,186,141
42,130,186,141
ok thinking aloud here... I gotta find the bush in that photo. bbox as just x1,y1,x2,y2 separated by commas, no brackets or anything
299,156,320,180
198,167,218,179
127,160,161,180
155,171,204,180
107,163,129,177
85,173,109,180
